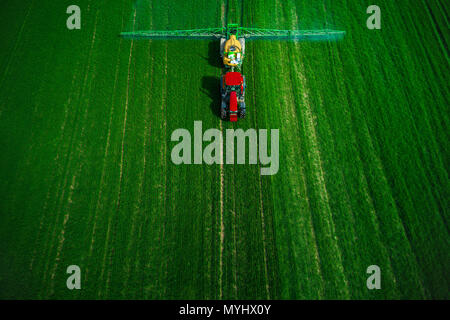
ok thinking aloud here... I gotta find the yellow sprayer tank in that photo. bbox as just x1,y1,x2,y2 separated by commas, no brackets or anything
223,35,243,67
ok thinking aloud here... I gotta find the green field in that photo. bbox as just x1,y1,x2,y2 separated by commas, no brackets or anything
0,0,448,299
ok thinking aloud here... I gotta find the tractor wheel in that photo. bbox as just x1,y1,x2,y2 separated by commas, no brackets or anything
220,38,226,56
239,38,246,55
220,100,227,120
239,101,246,119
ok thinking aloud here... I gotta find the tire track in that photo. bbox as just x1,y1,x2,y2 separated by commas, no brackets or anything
98,6,136,298
27,31,83,272
287,0,349,298
124,4,155,298
257,159,270,299
269,0,325,298
48,167,80,295
29,69,78,272
39,6,99,296
138,0,158,299
218,0,227,300
280,44,325,297
249,30,271,298
153,3,169,296
219,119,225,299
295,53,349,297
47,4,104,292
84,1,127,287
160,40,168,299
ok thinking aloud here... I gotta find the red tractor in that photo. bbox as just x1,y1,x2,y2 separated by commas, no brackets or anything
220,71,246,122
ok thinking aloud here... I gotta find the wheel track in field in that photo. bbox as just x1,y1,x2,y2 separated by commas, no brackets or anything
124,3,155,298
29,68,79,272
231,172,238,297
27,10,86,273
48,167,80,295
246,0,271,299
121,54,146,296
219,118,225,299
140,0,160,299
252,53,271,300
145,1,170,298
29,56,78,287
231,0,245,300
218,0,226,299
98,6,136,298
136,47,155,299
47,4,104,292
278,0,349,297
279,43,325,297
293,26,350,300
39,3,99,297
84,0,128,289
159,3,169,299
47,8,101,296
267,0,326,298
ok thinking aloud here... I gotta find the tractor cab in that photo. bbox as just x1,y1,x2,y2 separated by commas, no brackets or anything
220,72,246,122
224,73,244,95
